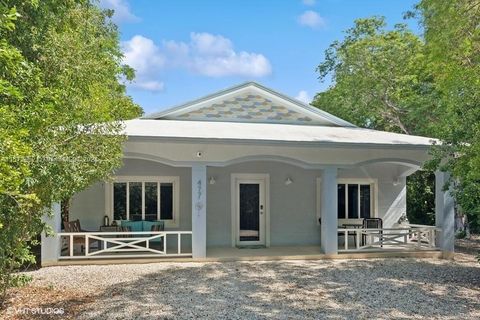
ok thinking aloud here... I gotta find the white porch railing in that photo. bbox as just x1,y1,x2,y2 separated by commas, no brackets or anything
59,231,192,259
337,225,440,252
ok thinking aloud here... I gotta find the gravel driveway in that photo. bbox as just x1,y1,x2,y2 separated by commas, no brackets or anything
22,256,480,319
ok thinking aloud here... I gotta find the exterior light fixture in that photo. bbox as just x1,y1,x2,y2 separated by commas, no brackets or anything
285,177,293,185
209,177,216,185
393,177,401,186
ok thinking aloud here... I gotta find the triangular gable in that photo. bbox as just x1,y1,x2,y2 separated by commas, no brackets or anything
143,82,355,127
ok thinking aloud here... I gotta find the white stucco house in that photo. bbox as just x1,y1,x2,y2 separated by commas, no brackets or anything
41,82,455,266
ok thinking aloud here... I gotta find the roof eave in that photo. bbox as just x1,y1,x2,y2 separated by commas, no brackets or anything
125,135,433,150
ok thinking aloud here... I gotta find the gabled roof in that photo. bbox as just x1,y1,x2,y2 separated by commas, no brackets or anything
142,82,355,127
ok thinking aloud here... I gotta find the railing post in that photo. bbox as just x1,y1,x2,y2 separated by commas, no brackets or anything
178,234,181,255
355,230,360,250
85,235,89,256
416,230,421,249
69,235,73,257
164,234,167,255
428,229,435,248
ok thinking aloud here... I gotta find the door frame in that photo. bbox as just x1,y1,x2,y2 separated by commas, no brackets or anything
231,173,270,247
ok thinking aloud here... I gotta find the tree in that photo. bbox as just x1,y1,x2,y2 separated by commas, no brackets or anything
0,0,141,303
0,4,42,301
313,4,480,233
406,171,435,225
314,17,438,136
415,0,480,232
312,17,438,225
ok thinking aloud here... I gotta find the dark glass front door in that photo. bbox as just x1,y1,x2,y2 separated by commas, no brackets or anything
239,183,260,242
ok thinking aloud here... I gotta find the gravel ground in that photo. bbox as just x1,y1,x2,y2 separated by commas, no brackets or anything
10,254,479,320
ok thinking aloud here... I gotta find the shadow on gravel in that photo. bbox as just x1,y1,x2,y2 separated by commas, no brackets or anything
70,258,480,319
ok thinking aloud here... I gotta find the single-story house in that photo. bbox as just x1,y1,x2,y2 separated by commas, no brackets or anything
41,82,454,266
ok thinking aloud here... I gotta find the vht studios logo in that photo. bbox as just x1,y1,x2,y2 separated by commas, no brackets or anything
7,307,65,315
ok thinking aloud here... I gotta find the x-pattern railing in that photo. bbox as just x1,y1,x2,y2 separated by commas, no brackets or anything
59,231,192,259
338,225,439,252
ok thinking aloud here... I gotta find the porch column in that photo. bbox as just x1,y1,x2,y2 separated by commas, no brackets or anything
41,202,61,266
191,164,207,259
435,171,455,257
321,167,338,255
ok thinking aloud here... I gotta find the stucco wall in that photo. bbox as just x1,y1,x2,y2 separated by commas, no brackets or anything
339,163,407,228
207,161,408,247
70,182,105,231
70,158,408,248
207,162,323,247
70,159,192,233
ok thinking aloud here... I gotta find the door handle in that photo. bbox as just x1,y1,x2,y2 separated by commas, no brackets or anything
260,204,264,214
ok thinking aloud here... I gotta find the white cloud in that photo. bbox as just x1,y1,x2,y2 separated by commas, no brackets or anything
134,81,164,92
166,32,272,77
190,32,233,55
295,90,312,104
122,35,165,92
298,10,326,29
302,0,316,6
121,32,272,92
100,0,139,23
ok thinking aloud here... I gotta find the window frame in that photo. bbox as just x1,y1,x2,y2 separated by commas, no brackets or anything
106,176,180,227
316,178,378,224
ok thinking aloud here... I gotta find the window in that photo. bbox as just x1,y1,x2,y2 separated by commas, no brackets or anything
337,183,372,219
113,183,127,219
360,185,371,218
160,183,173,220
111,177,179,224
129,182,142,221
144,182,158,221
337,184,346,219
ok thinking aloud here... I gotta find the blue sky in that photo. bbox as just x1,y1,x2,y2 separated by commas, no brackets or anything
100,0,420,115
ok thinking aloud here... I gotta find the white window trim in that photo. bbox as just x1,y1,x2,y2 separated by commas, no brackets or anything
106,175,180,228
316,178,378,225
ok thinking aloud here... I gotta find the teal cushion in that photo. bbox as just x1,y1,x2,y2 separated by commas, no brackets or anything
143,221,164,243
142,221,164,232
121,220,143,232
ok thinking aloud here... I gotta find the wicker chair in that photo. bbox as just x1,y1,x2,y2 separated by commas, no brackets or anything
63,219,96,253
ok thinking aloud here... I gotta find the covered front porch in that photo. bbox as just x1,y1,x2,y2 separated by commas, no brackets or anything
52,223,442,262
41,155,454,265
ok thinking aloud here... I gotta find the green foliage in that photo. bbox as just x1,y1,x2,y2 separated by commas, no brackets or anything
313,16,437,226
455,230,467,239
313,17,437,136
406,171,435,225
416,0,480,233
0,0,141,304
313,4,480,233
